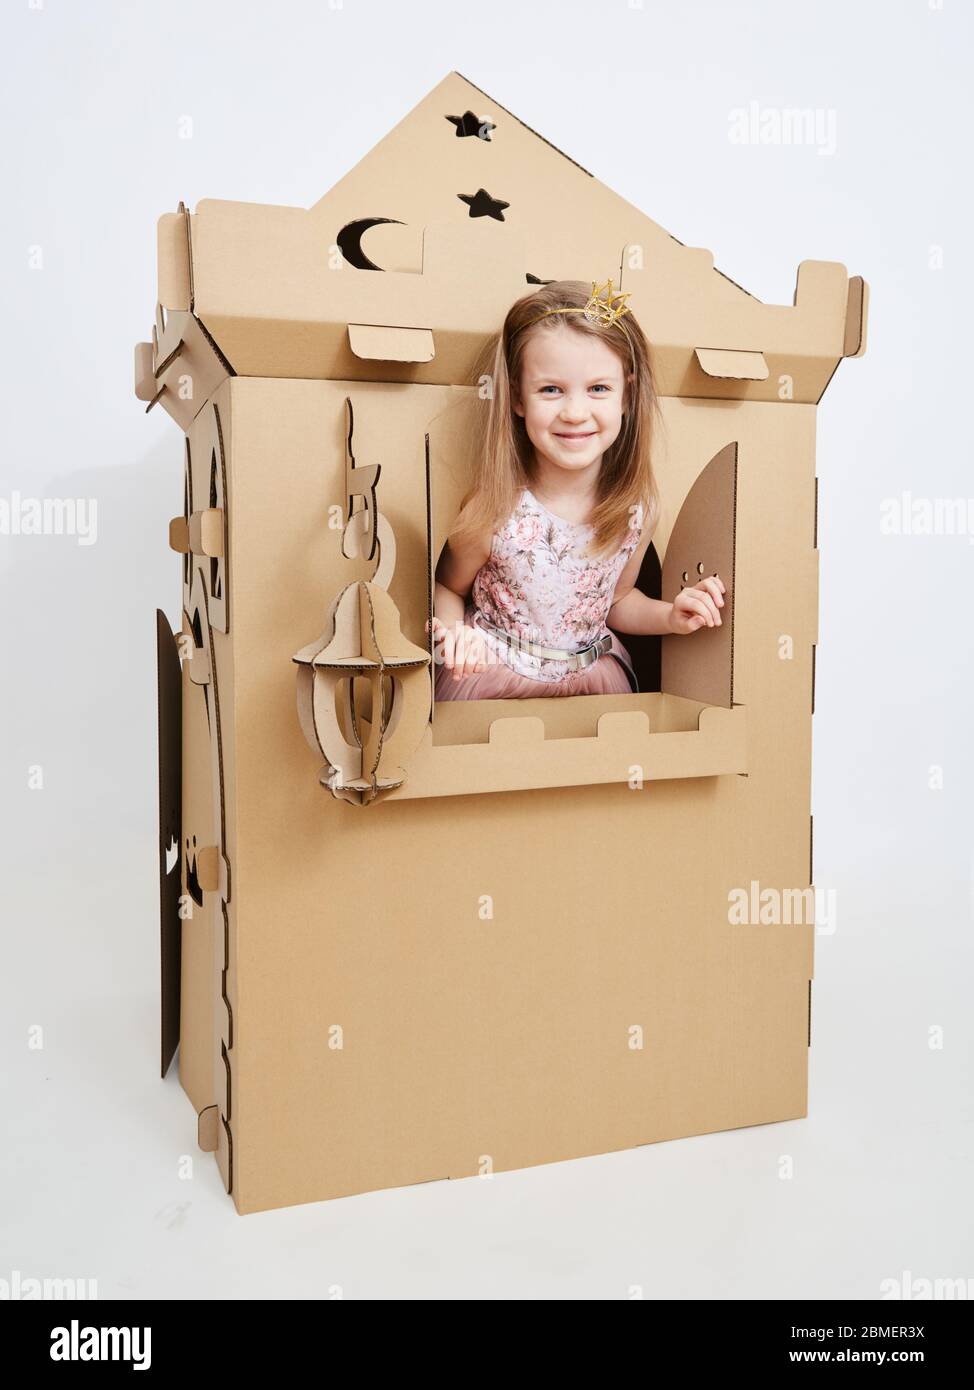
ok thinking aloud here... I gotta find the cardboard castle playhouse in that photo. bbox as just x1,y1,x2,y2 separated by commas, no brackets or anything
137,72,868,1215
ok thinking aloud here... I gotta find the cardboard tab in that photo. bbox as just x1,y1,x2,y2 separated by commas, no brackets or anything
843,275,869,358
348,324,435,363
134,341,155,400
168,517,189,554
187,509,224,558
197,1104,219,1153
487,716,545,747
196,845,223,894
158,206,192,312
695,347,769,381
134,297,230,432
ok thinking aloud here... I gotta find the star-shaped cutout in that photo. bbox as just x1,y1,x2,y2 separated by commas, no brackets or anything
458,188,509,221
445,111,496,140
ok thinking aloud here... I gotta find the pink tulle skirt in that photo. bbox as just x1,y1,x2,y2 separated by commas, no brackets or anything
433,632,637,702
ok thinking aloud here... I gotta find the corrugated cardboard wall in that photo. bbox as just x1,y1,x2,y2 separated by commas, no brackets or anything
187,378,818,1214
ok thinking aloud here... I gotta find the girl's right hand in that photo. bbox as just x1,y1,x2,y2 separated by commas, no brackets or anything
427,617,490,680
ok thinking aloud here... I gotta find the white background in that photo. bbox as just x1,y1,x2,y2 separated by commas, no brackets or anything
1,0,971,1299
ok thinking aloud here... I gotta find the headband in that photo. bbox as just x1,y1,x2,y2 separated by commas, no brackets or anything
517,278,633,334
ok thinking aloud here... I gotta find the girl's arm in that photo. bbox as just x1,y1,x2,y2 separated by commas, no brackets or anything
606,523,674,635
607,542,725,636
436,503,489,606
435,507,492,600
430,509,494,678
608,584,678,636
433,580,466,627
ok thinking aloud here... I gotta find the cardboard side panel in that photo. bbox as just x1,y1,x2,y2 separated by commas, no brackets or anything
660,443,737,707
187,401,236,1193
177,659,216,1115
156,611,181,1078
176,380,237,1151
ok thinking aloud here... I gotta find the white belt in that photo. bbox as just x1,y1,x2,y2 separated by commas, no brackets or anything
472,611,613,672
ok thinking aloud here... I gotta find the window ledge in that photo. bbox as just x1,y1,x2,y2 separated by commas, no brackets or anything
388,700,747,801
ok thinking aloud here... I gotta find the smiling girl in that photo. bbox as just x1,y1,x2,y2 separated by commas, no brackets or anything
431,279,725,700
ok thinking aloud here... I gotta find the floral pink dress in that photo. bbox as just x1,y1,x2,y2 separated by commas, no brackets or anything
434,488,644,701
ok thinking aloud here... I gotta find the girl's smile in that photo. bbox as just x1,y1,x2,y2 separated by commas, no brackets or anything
553,430,598,446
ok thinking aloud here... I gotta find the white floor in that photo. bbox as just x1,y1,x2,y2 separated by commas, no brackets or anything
3,844,970,1301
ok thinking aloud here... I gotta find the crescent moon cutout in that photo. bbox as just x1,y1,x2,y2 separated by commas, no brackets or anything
337,218,404,271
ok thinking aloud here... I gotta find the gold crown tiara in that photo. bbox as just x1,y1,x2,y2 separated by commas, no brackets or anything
521,278,633,332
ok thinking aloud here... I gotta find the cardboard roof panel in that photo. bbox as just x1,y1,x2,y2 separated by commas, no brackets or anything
309,72,752,296
175,72,866,401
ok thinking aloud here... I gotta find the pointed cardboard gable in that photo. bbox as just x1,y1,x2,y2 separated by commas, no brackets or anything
149,72,866,406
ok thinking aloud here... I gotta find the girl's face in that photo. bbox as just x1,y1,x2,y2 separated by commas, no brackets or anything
513,326,631,477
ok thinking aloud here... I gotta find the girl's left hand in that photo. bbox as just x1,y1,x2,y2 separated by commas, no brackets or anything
667,575,726,634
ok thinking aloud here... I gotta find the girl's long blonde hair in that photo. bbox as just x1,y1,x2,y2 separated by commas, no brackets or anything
453,279,662,558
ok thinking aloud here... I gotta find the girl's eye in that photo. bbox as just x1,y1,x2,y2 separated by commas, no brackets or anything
539,384,611,394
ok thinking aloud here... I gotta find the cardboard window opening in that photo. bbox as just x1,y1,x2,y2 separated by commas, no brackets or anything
417,439,740,799
289,407,743,802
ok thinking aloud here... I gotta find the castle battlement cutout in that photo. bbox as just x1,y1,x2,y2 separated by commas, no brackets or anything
138,72,867,1214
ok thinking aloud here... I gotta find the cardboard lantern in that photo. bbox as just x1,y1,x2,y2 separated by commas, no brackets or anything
140,72,867,1214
